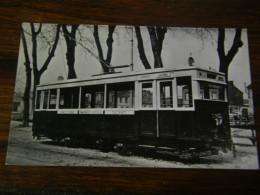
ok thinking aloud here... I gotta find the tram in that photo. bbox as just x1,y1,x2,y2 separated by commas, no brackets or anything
32,67,232,158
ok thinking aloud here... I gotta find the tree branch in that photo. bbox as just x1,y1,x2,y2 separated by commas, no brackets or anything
226,28,243,65
106,25,116,63
36,23,42,35
135,26,151,69
21,28,31,70
148,26,163,68
39,24,61,75
30,23,39,74
217,28,225,62
156,27,167,55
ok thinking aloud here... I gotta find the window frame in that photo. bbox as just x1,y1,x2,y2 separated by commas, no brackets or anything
59,87,80,109
48,89,58,110
157,79,174,110
139,80,156,110
106,82,135,109
174,76,195,111
199,81,226,102
35,90,43,110
80,84,105,109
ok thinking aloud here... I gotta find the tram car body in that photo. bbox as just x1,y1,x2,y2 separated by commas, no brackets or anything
32,67,232,158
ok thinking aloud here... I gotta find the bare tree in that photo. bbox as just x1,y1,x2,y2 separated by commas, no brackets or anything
135,26,167,69
147,26,167,68
62,24,79,79
21,28,31,126
217,28,243,81
135,26,151,69
93,25,116,73
30,23,61,111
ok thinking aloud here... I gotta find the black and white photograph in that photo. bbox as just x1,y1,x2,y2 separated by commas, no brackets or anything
5,23,259,169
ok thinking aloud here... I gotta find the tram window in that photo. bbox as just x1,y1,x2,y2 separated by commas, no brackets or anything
43,90,49,109
36,90,41,109
117,91,134,108
160,81,173,108
107,82,135,108
177,77,193,107
59,87,79,109
107,91,116,108
49,89,57,109
82,93,91,108
200,82,225,100
142,83,153,108
95,91,104,108
81,85,104,108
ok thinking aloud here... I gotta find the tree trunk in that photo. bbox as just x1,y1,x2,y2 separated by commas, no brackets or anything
93,25,115,73
32,73,40,117
30,23,61,113
21,29,31,126
106,25,116,65
218,28,243,82
66,40,77,79
156,27,167,57
135,26,151,69
147,26,166,68
62,24,78,79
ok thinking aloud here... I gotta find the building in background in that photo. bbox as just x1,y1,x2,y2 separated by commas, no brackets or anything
246,84,255,124
228,81,253,126
11,92,24,121
228,81,246,126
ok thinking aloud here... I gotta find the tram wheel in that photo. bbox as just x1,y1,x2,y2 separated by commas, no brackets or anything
64,137,79,148
115,143,131,156
96,139,110,152
64,137,71,147
51,137,62,143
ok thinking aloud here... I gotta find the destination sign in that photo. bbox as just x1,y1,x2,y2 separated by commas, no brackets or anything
139,72,173,80
105,110,135,115
58,110,78,114
79,110,103,115
157,72,172,78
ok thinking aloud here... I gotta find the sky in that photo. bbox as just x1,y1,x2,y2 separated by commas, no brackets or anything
15,23,251,98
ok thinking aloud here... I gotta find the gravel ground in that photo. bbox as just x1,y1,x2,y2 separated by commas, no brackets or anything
5,121,259,169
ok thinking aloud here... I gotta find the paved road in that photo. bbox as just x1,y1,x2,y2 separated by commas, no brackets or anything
5,121,259,169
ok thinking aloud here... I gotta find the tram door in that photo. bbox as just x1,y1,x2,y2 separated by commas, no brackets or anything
139,81,157,146
139,80,175,146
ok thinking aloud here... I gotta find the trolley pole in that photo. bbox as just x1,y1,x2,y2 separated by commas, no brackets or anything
130,26,134,72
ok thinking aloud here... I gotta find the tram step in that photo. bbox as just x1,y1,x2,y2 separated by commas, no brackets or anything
233,143,256,147
233,135,256,140
138,145,155,148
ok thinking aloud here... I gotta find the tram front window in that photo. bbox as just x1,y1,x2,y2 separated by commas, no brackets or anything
200,82,225,100
177,77,193,107
160,81,173,108
142,83,153,108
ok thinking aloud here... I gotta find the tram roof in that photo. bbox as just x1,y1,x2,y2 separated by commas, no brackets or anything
37,66,225,88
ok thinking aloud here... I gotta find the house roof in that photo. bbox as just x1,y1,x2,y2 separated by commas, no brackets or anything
228,81,244,106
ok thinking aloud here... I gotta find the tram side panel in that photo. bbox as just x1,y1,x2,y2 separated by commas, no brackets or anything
102,114,138,141
137,111,157,146
32,111,138,143
32,111,94,139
